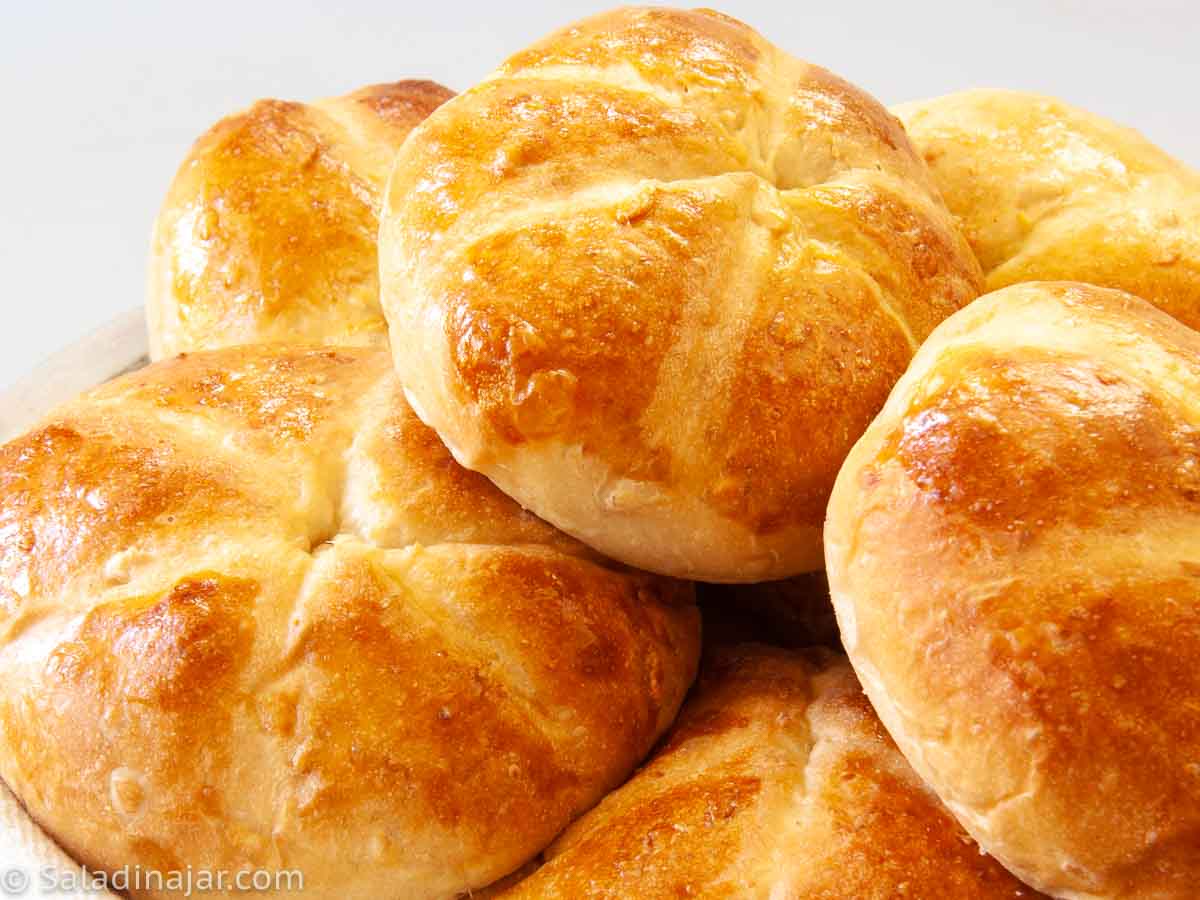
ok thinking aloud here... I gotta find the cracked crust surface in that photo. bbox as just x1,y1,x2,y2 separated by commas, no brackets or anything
825,282,1200,899
379,7,981,582
497,644,1042,898
0,345,700,900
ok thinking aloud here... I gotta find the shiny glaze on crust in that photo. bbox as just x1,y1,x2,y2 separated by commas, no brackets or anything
0,345,699,900
381,7,982,580
147,80,453,357
891,347,1200,533
499,645,1042,898
896,89,1200,328
825,282,1200,898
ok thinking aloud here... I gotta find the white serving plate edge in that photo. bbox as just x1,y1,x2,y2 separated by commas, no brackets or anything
0,309,147,897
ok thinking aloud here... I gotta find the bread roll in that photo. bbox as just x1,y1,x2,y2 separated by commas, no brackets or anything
825,281,1200,898
0,345,699,899
497,644,1043,898
895,89,1200,328
379,7,983,582
147,80,453,358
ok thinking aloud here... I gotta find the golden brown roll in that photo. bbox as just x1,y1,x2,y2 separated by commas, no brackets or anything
825,281,1200,899
379,7,982,582
147,80,453,358
895,89,1200,328
497,644,1043,898
0,345,699,899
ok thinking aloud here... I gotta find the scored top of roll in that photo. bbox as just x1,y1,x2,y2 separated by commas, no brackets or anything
895,89,1200,329
498,644,1045,898
826,281,1200,898
379,6,982,582
0,344,699,900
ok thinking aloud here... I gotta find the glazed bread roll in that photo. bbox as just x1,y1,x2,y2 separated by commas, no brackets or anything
147,80,453,358
825,282,1200,898
380,7,983,582
498,644,1043,898
0,346,700,899
895,89,1200,328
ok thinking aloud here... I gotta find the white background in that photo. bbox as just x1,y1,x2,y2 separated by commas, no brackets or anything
2,0,1196,391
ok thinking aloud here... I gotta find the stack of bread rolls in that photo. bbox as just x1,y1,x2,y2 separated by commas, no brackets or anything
1,6,1197,898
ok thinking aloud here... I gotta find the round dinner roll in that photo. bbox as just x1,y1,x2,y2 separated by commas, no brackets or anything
496,644,1043,898
147,79,453,358
379,7,983,582
895,89,1200,328
0,345,700,900
825,281,1200,898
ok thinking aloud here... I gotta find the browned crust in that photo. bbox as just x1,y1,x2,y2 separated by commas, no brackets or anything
826,281,1200,898
897,89,1200,329
498,645,1043,898
380,7,981,581
147,80,453,357
0,345,699,900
